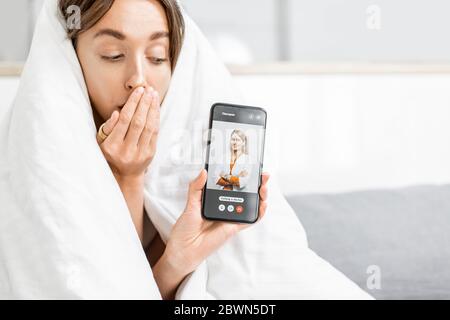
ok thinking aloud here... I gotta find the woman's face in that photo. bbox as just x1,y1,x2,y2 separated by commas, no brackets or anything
76,0,171,122
231,133,245,152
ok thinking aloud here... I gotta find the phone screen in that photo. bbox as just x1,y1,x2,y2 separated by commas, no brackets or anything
202,103,267,223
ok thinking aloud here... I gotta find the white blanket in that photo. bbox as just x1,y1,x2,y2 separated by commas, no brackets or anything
0,0,372,300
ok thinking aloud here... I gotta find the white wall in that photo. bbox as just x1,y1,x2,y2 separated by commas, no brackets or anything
5,0,450,63
3,73,450,195
183,0,450,63
0,1,30,61
236,74,450,195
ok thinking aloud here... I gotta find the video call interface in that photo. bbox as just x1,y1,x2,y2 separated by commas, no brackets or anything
204,106,266,221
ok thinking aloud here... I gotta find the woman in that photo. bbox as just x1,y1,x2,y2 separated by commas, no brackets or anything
58,0,269,299
215,129,251,191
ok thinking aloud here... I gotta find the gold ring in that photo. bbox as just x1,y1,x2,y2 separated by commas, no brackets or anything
97,123,109,142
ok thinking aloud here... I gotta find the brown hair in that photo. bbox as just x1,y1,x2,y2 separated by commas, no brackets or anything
58,0,185,70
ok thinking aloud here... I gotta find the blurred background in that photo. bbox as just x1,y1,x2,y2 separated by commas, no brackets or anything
3,0,450,64
1,0,450,299
2,0,450,195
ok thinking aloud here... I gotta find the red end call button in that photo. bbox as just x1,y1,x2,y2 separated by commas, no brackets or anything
236,205,243,214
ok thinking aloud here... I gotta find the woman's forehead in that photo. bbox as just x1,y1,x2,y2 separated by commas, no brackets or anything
90,0,169,41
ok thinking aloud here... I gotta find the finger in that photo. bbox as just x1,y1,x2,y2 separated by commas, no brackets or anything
109,87,144,141
138,89,160,148
125,87,154,146
186,169,207,209
258,200,268,220
259,172,270,200
259,185,268,202
147,126,159,160
96,111,119,144
261,172,270,185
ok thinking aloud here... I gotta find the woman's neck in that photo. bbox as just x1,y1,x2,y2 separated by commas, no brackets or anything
232,149,243,158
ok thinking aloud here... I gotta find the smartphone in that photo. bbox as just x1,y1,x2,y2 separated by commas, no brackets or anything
201,102,267,224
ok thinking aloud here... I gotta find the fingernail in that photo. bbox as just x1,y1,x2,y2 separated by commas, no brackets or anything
136,87,144,94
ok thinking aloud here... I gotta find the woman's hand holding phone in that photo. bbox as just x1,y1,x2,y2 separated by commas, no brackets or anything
95,97,269,299
152,169,270,299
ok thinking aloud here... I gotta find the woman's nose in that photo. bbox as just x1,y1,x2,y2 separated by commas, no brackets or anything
125,58,148,91
125,74,146,91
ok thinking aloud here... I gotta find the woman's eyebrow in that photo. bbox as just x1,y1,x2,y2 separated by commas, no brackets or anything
149,31,169,41
94,28,169,41
94,28,125,40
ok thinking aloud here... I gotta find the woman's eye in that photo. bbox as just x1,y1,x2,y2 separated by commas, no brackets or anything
149,57,168,65
101,54,124,62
